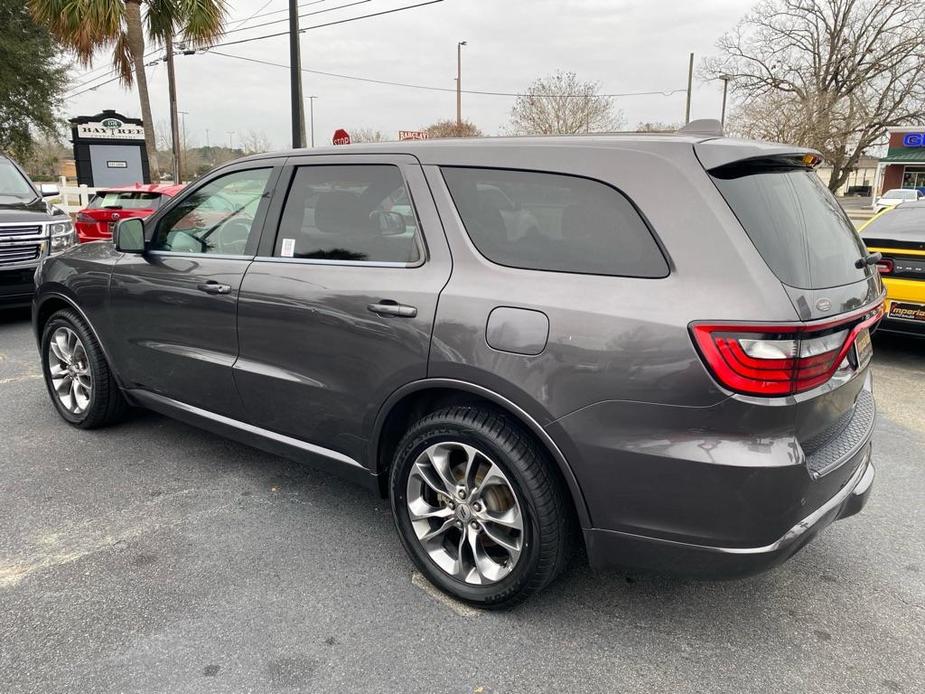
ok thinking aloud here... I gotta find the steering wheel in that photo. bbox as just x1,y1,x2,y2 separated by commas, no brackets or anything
215,218,252,255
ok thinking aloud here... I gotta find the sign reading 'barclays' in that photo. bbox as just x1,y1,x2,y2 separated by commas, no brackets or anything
902,132,925,148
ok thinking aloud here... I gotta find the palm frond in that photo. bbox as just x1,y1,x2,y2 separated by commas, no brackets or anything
28,0,124,65
179,0,228,48
111,31,134,86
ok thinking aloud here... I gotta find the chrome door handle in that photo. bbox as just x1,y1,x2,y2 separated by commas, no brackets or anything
367,301,417,318
197,282,232,295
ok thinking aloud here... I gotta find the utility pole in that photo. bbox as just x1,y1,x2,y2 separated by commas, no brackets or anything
165,34,182,183
227,130,235,149
456,41,467,127
306,96,318,147
684,52,694,124
719,75,732,128
289,0,305,148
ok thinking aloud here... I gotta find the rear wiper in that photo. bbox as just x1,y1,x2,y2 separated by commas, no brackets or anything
855,252,882,269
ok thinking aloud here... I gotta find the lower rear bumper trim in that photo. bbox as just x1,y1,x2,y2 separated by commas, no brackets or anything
585,450,874,577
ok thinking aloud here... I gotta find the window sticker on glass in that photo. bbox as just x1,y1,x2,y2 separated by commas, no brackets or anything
280,238,295,257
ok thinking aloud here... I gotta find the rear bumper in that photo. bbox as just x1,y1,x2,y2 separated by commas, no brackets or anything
585,449,874,577
878,316,925,338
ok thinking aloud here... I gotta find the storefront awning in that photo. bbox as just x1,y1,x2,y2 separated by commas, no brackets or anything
880,149,925,163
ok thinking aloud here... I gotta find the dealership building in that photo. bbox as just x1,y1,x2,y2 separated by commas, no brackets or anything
873,127,925,195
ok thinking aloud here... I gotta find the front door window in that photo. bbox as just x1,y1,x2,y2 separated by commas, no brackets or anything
152,168,272,255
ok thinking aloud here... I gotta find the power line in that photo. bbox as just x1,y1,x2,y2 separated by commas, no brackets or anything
226,0,328,25
208,50,687,99
205,0,445,50
221,0,372,36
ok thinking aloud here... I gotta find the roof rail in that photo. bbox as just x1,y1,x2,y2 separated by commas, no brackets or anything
678,119,724,137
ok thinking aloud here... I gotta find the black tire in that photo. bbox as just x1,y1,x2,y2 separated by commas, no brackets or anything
41,309,128,429
389,406,573,609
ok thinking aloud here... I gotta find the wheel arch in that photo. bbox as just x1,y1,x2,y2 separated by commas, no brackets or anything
33,291,124,388
369,378,591,528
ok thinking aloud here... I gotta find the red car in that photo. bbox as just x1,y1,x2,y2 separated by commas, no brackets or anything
74,183,185,243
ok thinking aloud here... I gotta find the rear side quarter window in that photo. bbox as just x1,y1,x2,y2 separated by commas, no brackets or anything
441,167,668,278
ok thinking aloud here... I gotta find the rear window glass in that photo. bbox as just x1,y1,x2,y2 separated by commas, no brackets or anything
441,167,668,277
861,205,925,241
710,164,869,289
89,191,162,209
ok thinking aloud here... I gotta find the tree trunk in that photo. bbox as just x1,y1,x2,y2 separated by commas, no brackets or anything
124,0,160,181
828,163,850,194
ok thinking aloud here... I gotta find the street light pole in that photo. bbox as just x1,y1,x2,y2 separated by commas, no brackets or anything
684,52,694,124
306,96,318,147
227,130,235,150
456,40,466,127
289,0,305,148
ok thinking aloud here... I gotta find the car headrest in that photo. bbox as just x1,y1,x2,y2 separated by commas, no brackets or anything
314,191,373,237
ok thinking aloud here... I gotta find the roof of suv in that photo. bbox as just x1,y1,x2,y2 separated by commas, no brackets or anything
235,134,818,171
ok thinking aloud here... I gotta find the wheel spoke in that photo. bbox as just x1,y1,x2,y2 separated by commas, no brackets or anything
480,521,522,554
410,461,451,500
482,506,523,531
426,444,461,495
471,462,508,502
50,334,69,363
419,518,455,542
407,497,453,522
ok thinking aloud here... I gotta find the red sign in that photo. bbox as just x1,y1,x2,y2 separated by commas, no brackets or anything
399,130,428,141
332,129,351,145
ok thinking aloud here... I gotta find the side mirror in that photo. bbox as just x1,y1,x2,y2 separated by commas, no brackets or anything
39,183,59,197
114,218,145,253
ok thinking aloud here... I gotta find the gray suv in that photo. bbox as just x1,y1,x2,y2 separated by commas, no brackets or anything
33,129,881,608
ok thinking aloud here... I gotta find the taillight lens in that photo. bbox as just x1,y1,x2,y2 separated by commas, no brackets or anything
75,212,95,224
691,303,883,396
875,258,893,275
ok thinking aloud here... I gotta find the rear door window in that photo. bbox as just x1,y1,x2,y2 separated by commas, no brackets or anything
710,162,869,289
273,165,421,263
441,167,668,277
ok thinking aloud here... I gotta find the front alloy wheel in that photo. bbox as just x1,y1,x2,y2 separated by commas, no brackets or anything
47,326,92,415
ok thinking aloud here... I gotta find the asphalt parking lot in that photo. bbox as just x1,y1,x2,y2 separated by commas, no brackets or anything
0,307,922,694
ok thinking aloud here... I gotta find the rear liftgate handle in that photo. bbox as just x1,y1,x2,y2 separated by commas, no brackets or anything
367,299,417,318
197,281,232,295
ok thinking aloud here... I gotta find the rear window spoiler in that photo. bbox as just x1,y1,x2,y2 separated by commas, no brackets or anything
694,139,822,171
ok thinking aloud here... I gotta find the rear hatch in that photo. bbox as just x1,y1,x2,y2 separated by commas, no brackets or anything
693,146,882,476
860,204,925,322
77,191,163,238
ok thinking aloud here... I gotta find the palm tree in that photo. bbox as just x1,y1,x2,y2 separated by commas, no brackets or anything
29,0,228,181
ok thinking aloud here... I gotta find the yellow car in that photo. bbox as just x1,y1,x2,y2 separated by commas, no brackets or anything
859,201,925,337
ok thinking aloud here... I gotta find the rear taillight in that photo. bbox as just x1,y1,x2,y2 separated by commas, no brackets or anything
875,258,893,275
691,303,883,396
75,212,95,223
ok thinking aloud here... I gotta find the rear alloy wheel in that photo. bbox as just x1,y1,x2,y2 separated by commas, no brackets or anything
390,406,572,609
406,441,524,585
41,309,127,429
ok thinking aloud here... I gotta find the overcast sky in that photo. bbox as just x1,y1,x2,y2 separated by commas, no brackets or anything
63,0,750,150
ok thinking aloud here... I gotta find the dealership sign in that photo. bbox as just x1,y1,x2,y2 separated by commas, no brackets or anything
76,117,146,140
902,132,925,148
399,130,428,140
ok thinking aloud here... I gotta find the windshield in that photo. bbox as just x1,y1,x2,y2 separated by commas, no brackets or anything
883,189,917,200
0,159,36,201
89,191,163,210
711,163,869,289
